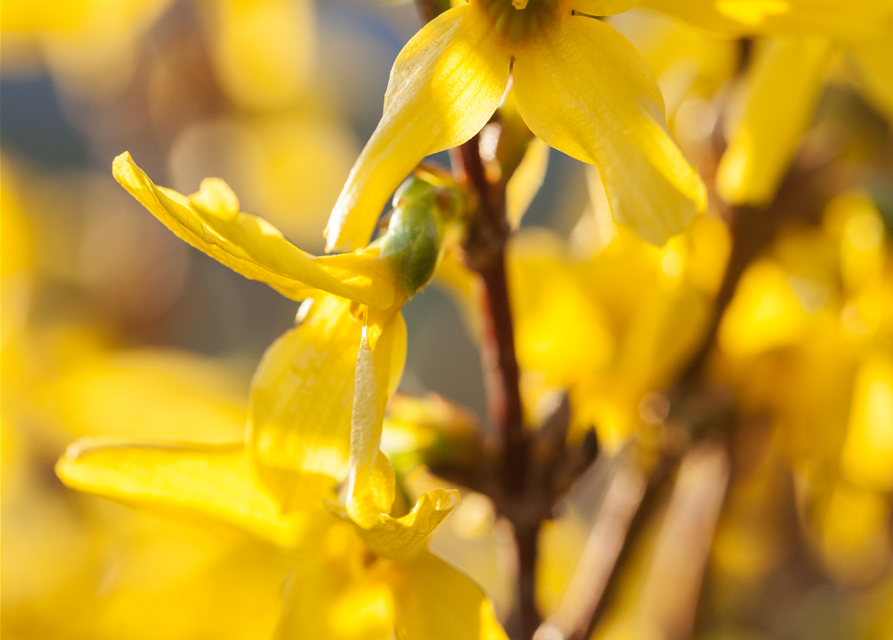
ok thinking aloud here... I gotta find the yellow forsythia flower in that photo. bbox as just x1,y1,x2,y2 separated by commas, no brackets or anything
324,0,707,251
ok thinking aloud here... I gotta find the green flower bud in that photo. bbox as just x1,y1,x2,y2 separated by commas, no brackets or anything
379,176,446,296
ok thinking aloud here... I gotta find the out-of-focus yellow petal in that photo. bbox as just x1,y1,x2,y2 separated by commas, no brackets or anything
324,4,511,252
718,259,812,356
640,0,891,41
389,551,508,640
248,296,361,510
513,15,706,246
841,355,893,492
276,522,394,640
506,138,550,229
849,36,893,123
335,490,460,562
201,0,315,111
55,439,308,548
508,230,614,392
113,152,395,309
717,37,833,205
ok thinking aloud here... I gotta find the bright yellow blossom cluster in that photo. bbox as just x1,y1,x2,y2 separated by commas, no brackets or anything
2,0,889,638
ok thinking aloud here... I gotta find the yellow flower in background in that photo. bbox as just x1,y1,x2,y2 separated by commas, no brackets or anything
640,0,893,205
325,0,707,251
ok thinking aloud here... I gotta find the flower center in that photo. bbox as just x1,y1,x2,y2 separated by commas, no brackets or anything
477,0,561,43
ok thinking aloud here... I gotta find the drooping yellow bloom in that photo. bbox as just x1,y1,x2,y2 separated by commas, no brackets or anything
58,153,506,638
111,152,447,516
325,0,707,250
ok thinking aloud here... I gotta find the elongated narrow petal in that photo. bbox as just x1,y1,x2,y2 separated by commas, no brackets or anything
113,152,395,309
506,138,550,229
717,37,832,205
347,313,408,525
390,551,508,640
55,439,307,547
324,5,511,252
513,15,706,245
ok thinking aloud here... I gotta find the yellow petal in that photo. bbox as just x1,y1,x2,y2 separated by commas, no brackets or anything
389,551,508,640
201,0,315,110
639,0,891,40
113,152,395,309
348,313,408,525
334,490,460,562
324,4,511,252
717,37,833,205
55,438,307,547
841,355,893,492
248,296,362,510
513,15,706,246
506,138,550,229
849,36,893,123
572,0,641,15
276,521,394,640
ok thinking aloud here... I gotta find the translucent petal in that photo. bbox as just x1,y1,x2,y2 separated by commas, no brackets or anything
55,439,307,547
572,0,642,15
717,37,832,205
113,152,395,309
248,296,361,509
513,15,706,246
324,4,511,251
249,297,406,512
333,490,459,562
390,551,508,640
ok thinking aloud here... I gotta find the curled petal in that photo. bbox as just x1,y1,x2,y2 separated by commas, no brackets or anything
55,439,307,547
390,551,508,640
333,489,460,562
513,15,706,245
324,4,511,252
113,152,395,309
717,36,832,205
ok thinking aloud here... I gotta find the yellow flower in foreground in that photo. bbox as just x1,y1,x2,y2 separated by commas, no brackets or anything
325,0,707,250
56,436,506,639
59,153,507,638
111,151,456,517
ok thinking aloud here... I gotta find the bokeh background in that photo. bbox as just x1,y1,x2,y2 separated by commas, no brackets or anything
3,1,893,639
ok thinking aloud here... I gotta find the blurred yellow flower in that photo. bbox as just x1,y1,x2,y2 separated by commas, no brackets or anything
325,0,707,252
641,0,893,204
